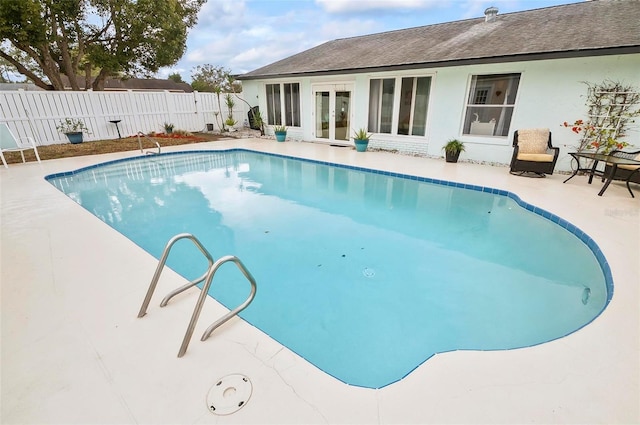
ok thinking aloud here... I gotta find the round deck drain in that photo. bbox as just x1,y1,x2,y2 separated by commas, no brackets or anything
206,374,252,415
362,267,375,278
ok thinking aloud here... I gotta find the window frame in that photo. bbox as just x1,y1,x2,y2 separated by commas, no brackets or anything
462,73,521,138
367,74,432,137
265,82,301,127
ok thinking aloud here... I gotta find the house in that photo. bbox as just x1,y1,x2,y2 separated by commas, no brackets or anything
237,1,640,171
0,83,45,91
60,76,194,92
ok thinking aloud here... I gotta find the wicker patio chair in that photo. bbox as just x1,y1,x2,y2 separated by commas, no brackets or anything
604,149,640,197
509,128,559,177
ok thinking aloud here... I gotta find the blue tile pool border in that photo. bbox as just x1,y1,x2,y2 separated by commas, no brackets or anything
45,148,614,388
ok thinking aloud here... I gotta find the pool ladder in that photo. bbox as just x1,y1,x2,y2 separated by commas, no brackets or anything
137,131,161,155
137,233,257,357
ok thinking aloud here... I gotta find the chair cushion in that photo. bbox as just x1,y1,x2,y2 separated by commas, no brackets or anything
607,152,640,171
618,163,640,171
517,129,550,154
517,153,555,162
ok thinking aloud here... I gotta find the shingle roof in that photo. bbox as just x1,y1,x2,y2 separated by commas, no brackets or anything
238,0,640,80
110,78,194,92
60,76,193,92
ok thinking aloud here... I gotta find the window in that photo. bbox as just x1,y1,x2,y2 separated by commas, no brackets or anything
266,84,281,125
368,79,395,133
463,74,520,137
266,83,300,126
368,76,431,136
473,88,490,104
283,83,300,126
398,77,430,136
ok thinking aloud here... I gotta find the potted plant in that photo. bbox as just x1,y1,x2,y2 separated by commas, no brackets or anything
353,128,371,152
443,139,465,163
56,118,90,144
225,94,236,131
163,122,174,134
274,125,287,142
225,117,237,131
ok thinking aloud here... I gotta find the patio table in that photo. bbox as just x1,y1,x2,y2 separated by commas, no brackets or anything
563,152,640,197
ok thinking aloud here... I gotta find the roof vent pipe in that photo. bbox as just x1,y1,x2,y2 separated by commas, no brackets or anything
484,6,498,22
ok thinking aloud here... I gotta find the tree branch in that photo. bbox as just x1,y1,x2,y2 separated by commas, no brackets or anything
0,50,53,90
53,16,80,90
10,38,65,90
92,67,110,91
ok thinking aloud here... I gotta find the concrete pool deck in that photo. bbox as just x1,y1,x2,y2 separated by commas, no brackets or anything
1,138,638,424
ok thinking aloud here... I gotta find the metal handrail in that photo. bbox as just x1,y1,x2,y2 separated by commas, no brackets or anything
137,233,215,318
178,255,257,358
137,233,257,358
136,131,161,155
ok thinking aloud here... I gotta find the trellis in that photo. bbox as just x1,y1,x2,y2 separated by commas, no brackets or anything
576,81,640,153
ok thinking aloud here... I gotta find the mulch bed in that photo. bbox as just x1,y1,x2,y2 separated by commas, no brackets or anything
1,132,227,164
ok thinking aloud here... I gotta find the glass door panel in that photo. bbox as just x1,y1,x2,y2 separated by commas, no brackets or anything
315,91,330,139
412,77,431,136
398,78,414,135
313,84,353,142
335,91,350,141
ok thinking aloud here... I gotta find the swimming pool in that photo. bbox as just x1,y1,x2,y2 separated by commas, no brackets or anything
46,150,612,389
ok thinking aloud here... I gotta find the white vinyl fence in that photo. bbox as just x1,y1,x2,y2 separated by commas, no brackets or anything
0,89,249,146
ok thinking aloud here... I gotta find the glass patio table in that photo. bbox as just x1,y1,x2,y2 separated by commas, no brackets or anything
563,152,640,197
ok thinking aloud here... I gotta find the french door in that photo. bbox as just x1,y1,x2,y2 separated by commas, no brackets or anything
312,84,353,143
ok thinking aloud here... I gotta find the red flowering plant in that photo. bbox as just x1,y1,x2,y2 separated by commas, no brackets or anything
562,119,627,154
563,80,640,154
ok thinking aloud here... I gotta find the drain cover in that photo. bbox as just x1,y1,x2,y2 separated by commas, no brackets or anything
206,374,252,415
362,267,376,278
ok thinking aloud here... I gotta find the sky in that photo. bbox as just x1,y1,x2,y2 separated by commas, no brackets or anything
160,0,583,82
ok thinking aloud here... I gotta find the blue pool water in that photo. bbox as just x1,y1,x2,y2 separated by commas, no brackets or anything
46,150,611,388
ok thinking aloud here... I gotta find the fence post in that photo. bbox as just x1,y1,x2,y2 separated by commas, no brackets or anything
164,90,175,128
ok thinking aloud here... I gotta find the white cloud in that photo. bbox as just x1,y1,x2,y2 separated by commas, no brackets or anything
196,0,247,28
156,67,188,79
185,32,238,63
228,25,329,74
240,25,274,39
319,18,379,39
316,0,441,13
231,47,264,65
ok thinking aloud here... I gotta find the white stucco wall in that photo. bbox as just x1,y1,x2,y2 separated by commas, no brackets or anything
241,53,640,172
